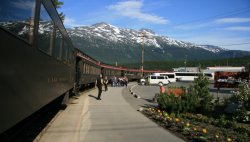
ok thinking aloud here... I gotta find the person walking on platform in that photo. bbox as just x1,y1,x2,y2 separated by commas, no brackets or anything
153,83,166,102
95,74,103,100
104,76,109,91
124,76,128,88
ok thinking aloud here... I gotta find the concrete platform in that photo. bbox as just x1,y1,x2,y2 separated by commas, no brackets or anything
36,83,184,142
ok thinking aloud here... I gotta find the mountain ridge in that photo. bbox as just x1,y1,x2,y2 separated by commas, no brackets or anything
67,22,226,53
1,21,249,64
67,22,250,64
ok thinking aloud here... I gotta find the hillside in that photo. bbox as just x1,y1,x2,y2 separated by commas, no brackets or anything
67,22,250,64
1,21,249,64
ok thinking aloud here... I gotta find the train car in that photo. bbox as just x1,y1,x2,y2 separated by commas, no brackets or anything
75,49,126,88
75,49,101,89
0,0,75,134
101,65,123,78
124,68,143,81
0,0,173,135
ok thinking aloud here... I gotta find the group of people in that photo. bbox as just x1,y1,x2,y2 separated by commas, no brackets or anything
109,76,128,87
95,74,128,100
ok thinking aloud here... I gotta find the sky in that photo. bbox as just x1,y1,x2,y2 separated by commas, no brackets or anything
58,0,250,51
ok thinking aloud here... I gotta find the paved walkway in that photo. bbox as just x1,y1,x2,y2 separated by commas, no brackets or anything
37,83,184,142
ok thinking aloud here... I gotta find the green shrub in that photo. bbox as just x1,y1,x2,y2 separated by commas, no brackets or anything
226,81,250,123
194,74,213,113
158,74,214,115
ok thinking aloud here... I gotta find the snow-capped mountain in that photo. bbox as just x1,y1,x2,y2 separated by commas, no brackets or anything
67,22,249,63
67,22,226,53
1,21,249,64
198,45,228,53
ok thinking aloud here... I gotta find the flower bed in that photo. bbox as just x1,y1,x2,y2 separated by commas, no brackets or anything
167,88,184,97
142,108,250,142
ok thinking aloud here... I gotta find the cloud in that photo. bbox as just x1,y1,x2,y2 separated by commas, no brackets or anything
215,18,250,24
175,23,213,30
107,0,168,24
11,0,35,10
224,26,250,31
64,17,83,28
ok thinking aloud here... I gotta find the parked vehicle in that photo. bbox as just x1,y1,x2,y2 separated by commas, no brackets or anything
146,75,170,85
140,78,146,85
175,72,214,82
214,71,249,88
153,72,176,82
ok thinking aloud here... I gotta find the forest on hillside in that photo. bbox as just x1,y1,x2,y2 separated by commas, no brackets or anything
122,55,250,71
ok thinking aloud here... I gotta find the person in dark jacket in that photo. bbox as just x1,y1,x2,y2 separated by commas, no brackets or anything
95,74,103,100
103,76,109,91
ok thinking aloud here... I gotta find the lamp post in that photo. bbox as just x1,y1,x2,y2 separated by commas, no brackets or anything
138,32,145,78
248,62,250,79
184,55,187,72
248,62,250,72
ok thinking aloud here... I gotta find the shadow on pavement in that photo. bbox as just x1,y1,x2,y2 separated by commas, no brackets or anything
139,104,158,109
88,94,99,100
140,97,153,103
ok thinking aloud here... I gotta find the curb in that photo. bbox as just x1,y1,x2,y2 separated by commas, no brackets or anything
129,84,141,99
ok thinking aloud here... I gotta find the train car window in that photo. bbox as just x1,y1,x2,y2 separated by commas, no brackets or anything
86,64,89,74
89,66,92,74
68,50,74,65
95,68,99,75
0,0,36,43
62,41,69,64
53,27,63,60
38,4,54,55
63,41,73,65
83,63,86,73
85,64,88,74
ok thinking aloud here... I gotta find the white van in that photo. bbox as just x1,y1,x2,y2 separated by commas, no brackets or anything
153,72,176,82
146,75,170,85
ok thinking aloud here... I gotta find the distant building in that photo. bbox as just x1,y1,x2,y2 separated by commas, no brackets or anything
205,66,245,72
173,67,199,72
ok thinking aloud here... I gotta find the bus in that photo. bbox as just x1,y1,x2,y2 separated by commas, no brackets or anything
153,72,176,82
175,72,214,82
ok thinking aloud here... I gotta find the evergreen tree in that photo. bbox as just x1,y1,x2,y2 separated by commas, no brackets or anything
52,0,65,21
194,74,213,113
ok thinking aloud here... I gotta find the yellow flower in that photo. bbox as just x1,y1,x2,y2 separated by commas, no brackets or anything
227,138,232,142
186,123,190,127
193,127,197,131
215,135,219,139
164,113,169,117
175,118,180,122
202,128,207,134
158,110,161,113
